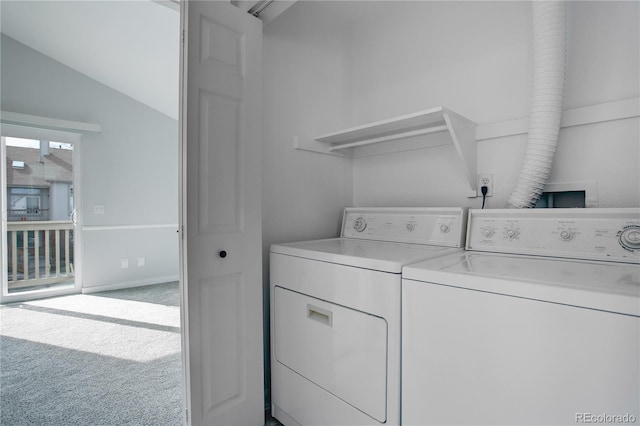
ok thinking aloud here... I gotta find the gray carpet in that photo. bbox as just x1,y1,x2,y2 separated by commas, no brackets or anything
0,282,183,426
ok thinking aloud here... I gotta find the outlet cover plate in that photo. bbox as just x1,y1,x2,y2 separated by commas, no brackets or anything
478,173,493,197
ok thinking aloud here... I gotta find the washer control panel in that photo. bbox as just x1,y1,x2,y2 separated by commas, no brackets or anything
467,208,640,263
341,207,467,247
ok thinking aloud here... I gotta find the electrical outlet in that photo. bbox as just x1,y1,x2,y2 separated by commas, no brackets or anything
137,257,145,267
478,173,493,197
120,258,129,269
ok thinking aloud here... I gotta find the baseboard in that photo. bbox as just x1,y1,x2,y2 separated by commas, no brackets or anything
81,275,179,294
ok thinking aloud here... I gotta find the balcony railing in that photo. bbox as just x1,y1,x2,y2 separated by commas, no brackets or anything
6,221,74,290
7,208,50,222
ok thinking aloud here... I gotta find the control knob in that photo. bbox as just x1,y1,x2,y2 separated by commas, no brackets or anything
406,223,416,232
618,225,640,251
559,230,573,241
440,224,450,233
353,217,367,233
482,228,495,238
504,226,519,239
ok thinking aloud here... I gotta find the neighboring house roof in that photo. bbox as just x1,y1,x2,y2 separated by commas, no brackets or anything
5,145,73,188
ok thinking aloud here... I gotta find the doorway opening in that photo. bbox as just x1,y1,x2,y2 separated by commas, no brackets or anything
1,136,81,303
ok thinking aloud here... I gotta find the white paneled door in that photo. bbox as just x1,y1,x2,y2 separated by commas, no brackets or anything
180,1,263,425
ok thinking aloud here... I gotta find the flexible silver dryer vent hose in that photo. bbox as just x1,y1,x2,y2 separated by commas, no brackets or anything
507,1,567,208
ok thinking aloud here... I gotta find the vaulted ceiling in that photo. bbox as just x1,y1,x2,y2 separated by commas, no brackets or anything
1,1,181,119
0,1,299,121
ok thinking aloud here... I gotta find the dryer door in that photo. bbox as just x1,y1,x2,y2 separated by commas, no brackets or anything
274,286,388,422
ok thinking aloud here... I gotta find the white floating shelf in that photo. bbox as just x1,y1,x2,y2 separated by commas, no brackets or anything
312,107,478,195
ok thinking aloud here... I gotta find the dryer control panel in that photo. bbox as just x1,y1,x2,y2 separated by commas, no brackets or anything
466,208,640,263
341,207,467,248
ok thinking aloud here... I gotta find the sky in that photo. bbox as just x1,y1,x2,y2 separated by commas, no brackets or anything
5,137,73,150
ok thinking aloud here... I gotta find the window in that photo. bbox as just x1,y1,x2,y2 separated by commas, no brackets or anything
8,188,48,220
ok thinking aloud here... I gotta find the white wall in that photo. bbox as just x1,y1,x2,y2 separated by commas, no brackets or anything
264,1,639,215
1,34,179,291
347,1,639,208
262,2,354,249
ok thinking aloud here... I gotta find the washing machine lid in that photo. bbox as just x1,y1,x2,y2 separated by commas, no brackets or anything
403,251,640,316
271,238,457,273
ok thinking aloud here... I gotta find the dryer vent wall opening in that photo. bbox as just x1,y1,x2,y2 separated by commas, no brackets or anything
508,1,567,209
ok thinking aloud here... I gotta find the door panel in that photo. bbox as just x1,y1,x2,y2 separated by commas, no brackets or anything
198,91,242,233
181,1,263,425
199,272,245,414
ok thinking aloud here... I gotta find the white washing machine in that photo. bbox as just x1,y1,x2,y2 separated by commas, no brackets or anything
270,207,468,426
402,208,640,426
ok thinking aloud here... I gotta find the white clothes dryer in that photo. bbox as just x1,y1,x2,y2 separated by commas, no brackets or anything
402,208,640,426
270,207,468,426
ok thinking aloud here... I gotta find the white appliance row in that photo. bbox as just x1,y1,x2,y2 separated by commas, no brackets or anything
270,207,640,426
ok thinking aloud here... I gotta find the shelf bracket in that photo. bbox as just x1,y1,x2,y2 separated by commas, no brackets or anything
443,111,477,196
